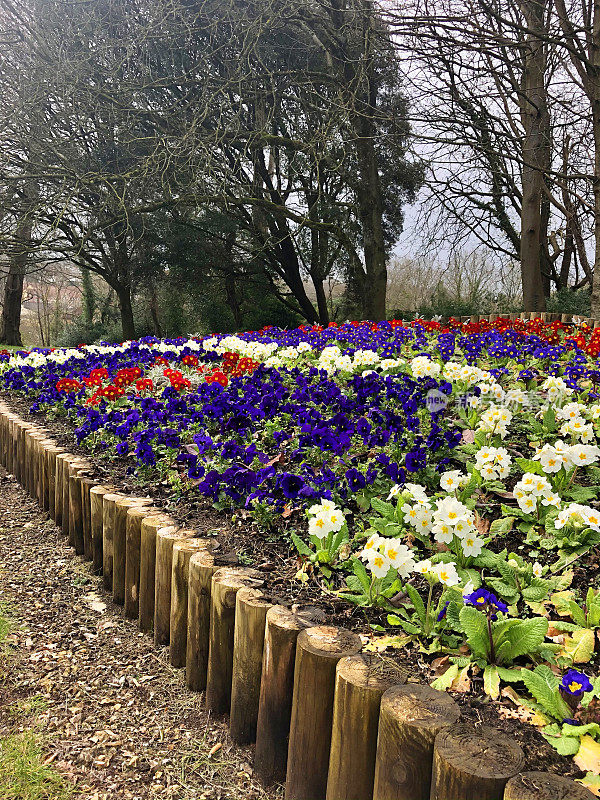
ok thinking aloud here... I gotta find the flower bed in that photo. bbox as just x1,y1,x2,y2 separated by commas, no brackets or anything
2,315,600,790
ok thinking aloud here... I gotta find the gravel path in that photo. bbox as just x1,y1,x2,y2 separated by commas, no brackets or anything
0,466,282,800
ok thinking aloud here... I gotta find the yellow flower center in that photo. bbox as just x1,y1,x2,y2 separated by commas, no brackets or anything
569,681,582,693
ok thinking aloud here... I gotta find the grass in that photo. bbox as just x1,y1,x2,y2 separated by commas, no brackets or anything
0,732,72,800
0,608,71,799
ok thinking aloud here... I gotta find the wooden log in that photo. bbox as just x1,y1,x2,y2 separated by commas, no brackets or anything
327,654,408,800
372,683,461,800
138,514,174,633
169,538,210,667
284,626,362,800
54,452,69,528
36,437,54,508
68,467,89,555
102,492,124,590
205,567,263,716
154,526,193,647
431,723,524,800
113,496,152,605
89,486,110,573
254,605,319,787
124,506,156,618
230,587,272,744
46,446,65,521
504,771,594,799
185,550,218,691
80,477,96,561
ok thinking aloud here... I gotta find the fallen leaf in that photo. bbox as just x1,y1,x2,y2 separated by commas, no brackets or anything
208,743,222,758
575,736,600,775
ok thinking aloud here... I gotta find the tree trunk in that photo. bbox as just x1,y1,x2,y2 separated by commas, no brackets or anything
0,206,34,346
519,0,549,312
116,282,135,341
591,96,600,316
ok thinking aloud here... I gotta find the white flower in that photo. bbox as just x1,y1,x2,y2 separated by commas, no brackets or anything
440,470,466,492
404,483,430,505
366,551,391,578
384,542,416,577
432,522,454,544
414,559,433,575
532,562,543,578
534,443,568,473
434,496,470,525
568,444,600,467
461,534,484,558
360,533,385,560
387,484,402,500
434,562,460,587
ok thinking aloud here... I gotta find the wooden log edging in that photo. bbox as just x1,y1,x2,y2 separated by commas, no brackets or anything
0,399,593,800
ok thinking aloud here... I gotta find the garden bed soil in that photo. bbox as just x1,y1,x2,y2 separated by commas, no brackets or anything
1,393,586,780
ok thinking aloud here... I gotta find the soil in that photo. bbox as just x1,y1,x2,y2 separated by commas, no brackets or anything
0,393,586,781
0,465,283,799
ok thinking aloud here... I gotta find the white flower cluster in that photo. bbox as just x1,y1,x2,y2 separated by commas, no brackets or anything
541,375,574,403
360,534,416,578
307,500,345,538
439,469,468,492
443,362,492,387
409,356,441,379
533,440,600,472
555,503,600,531
399,489,484,558
202,335,277,361
414,558,460,586
513,473,560,513
474,446,511,480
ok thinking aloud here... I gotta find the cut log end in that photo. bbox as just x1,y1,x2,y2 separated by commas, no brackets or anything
504,771,595,800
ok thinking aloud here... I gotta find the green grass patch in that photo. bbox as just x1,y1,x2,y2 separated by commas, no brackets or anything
0,731,72,800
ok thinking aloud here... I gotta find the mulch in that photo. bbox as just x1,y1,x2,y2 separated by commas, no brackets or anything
0,466,283,800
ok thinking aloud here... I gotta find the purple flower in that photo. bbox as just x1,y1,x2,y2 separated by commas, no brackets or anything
463,588,508,615
561,670,593,697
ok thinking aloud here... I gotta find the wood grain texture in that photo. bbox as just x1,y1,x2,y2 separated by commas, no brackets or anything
230,587,272,745
327,654,408,800
102,493,124,591
185,550,218,691
205,567,263,716
113,497,152,605
89,486,110,574
154,527,192,647
254,605,318,787
124,506,156,619
372,683,460,800
431,724,524,800
138,514,174,633
504,771,594,800
169,538,209,667
284,625,362,800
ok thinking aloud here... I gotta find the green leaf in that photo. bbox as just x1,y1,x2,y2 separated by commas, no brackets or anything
515,458,545,476
562,628,596,664
490,516,515,535
504,616,548,661
351,557,371,593
370,497,395,518
483,665,500,699
566,485,600,503
521,665,571,722
431,663,459,691
522,583,551,602
562,723,600,739
565,600,588,628
542,406,557,431
291,532,313,558
405,584,427,626
541,726,581,756
458,605,490,659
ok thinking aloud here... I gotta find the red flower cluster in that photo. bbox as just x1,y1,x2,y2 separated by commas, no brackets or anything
221,351,258,377
114,367,141,387
84,367,109,387
55,378,82,393
136,378,154,393
206,369,229,387
182,355,199,367
164,368,191,392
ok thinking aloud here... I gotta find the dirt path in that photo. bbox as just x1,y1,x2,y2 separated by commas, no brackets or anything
0,466,282,800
